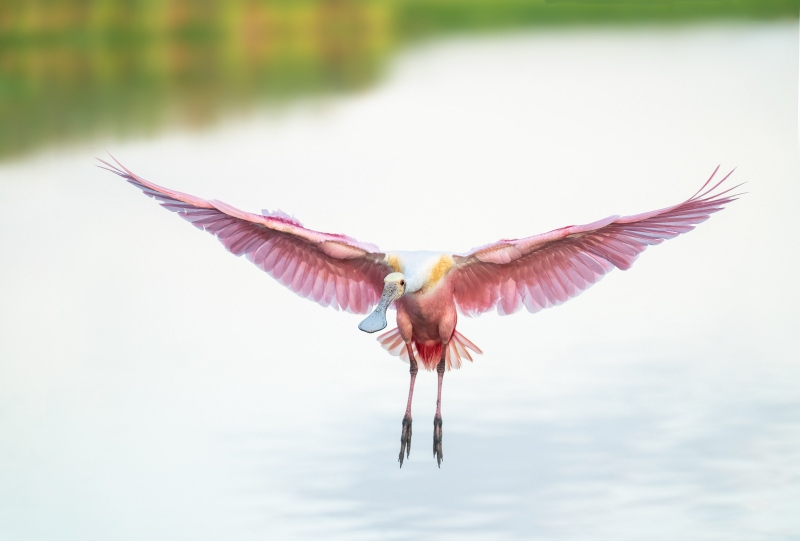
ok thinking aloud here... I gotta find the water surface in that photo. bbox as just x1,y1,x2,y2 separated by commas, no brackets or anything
1,23,798,540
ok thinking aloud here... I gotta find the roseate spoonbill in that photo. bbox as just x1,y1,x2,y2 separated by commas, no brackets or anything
100,158,738,467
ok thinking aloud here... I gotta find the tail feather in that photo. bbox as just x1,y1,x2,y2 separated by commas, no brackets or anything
377,328,482,371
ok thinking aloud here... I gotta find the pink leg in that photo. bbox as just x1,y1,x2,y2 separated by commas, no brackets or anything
433,349,446,467
398,344,418,468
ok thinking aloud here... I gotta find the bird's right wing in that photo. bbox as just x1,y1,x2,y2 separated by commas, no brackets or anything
449,168,740,316
100,158,393,314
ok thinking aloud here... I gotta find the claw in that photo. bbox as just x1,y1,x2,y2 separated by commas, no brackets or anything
433,416,443,467
398,415,413,468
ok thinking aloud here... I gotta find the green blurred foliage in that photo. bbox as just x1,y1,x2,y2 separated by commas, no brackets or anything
0,0,797,160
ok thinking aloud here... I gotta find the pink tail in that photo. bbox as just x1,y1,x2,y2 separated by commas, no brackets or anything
377,328,483,371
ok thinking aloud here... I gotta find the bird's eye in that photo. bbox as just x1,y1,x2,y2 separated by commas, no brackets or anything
400,280,405,286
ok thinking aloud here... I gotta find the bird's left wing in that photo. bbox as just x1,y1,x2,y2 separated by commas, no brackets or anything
100,159,392,313
450,168,740,316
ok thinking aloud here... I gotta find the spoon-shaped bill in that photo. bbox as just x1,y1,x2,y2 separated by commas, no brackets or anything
358,281,402,333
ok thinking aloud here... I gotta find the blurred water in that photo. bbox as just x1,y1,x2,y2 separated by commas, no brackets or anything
3,1,793,161
1,23,799,541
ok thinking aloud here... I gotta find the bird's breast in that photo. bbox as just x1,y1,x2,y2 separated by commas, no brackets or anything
397,284,457,343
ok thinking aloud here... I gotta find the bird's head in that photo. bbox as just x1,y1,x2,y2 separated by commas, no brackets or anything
358,272,406,333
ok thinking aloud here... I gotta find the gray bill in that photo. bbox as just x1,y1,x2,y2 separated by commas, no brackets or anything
358,282,400,333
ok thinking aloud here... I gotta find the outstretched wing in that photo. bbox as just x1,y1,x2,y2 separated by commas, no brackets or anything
101,158,392,313
451,167,740,316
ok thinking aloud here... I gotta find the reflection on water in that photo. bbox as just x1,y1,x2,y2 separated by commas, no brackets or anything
1,0,797,160
0,1,393,160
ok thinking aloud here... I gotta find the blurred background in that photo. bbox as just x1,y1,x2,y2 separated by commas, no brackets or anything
1,0,799,160
1,2,799,541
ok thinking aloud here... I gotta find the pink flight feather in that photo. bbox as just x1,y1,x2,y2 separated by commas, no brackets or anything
99,157,392,314
450,167,740,316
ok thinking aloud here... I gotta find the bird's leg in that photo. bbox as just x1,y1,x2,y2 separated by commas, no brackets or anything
433,352,446,467
399,344,418,468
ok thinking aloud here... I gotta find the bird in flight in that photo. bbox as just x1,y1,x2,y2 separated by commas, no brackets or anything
100,158,738,467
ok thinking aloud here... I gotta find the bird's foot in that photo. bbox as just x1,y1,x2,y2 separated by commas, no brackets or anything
398,415,412,468
433,416,443,467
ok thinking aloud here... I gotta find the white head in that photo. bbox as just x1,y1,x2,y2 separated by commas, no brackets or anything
383,272,406,293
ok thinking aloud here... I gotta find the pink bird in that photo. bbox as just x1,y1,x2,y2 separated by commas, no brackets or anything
101,158,738,467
